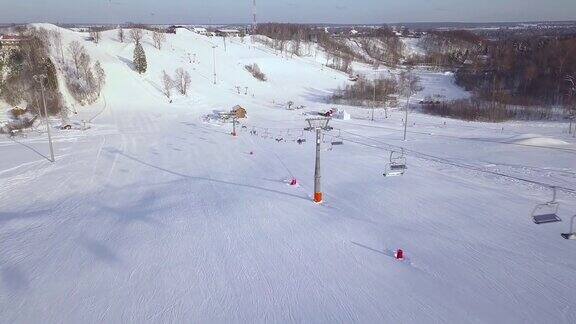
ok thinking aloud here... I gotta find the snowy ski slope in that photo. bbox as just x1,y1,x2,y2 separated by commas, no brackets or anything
1,25,576,323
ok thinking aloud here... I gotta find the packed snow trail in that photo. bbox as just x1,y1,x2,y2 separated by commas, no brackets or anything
2,107,576,323
1,25,576,323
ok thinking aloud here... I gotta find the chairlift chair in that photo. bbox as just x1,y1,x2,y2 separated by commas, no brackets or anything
295,130,307,145
561,215,576,240
331,129,344,146
383,150,407,177
261,129,270,139
531,187,562,224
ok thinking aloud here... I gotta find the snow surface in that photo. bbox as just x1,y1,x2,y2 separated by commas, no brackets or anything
1,25,576,323
508,134,570,147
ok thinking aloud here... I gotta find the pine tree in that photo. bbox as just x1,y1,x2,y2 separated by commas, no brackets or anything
133,41,147,74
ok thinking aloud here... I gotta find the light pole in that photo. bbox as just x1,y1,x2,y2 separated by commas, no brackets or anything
34,74,55,162
403,94,410,141
231,117,238,137
305,118,332,204
212,45,217,85
567,75,575,136
372,81,376,122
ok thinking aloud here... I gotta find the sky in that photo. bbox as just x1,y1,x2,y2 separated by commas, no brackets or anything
1,0,575,24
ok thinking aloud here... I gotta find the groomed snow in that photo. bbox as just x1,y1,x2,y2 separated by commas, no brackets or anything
508,134,570,147
1,25,576,323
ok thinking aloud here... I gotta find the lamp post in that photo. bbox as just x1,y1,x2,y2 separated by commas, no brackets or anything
231,117,238,137
372,82,376,122
33,74,55,162
403,94,410,141
212,45,217,85
305,118,332,204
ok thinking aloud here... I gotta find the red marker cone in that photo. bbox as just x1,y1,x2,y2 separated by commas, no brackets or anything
395,249,404,261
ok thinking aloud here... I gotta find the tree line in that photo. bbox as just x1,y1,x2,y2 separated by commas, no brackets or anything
455,35,576,107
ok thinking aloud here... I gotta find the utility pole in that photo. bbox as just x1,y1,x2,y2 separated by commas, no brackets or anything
212,45,217,85
372,82,376,122
231,117,238,137
33,74,55,162
252,0,257,31
403,94,410,141
305,118,332,204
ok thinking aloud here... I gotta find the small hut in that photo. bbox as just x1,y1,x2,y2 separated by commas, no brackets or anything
231,105,247,119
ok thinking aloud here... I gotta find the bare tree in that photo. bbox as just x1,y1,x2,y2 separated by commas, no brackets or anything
67,41,85,77
399,69,423,140
152,30,166,50
79,52,92,79
566,75,576,135
162,70,173,99
50,30,64,62
174,68,191,95
118,27,125,43
94,61,106,96
89,29,101,44
129,28,144,44
245,63,267,81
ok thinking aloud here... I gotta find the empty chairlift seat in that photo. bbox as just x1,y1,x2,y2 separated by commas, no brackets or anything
561,215,576,240
384,150,407,177
531,187,562,224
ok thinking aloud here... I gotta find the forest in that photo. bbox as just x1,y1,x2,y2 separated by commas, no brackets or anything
455,35,576,107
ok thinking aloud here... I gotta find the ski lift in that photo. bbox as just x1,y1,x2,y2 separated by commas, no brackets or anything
383,150,407,177
531,187,562,224
561,215,576,240
286,129,295,142
261,129,269,139
296,130,306,145
331,129,344,146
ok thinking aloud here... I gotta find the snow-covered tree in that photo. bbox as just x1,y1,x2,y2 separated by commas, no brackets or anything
174,68,191,95
94,61,106,95
162,70,173,98
152,30,166,50
67,41,85,78
118,27,125,43
133,42,147,74
89,29,101,44
129,29,144,44
78,52,92,79
50,30,64,62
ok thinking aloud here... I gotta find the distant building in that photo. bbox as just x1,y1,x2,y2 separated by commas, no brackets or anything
167,26,179,34
192,27,208,35
231,105,247,119
215,29,240,37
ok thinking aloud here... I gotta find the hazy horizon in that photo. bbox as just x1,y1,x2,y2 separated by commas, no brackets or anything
1,0,576,25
